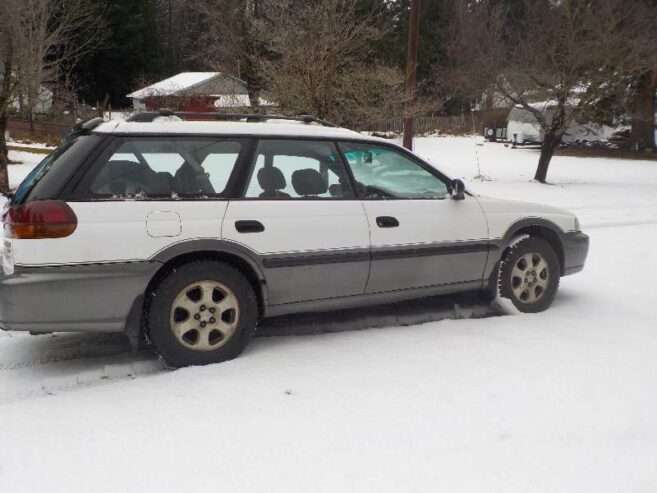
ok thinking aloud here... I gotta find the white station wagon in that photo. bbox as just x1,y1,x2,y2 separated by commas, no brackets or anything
0,112,589,366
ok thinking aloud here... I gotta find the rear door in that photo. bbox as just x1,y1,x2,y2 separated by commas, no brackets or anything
222,139,370,306
337,141,489,294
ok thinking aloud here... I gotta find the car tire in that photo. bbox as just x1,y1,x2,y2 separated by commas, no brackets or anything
499,236,560,313
146,260,258,367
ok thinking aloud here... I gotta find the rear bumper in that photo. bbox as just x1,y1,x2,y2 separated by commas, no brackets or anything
0,262,159,333
562,231,589,276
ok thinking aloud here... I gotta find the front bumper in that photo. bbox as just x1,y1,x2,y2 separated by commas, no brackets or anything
562,231,589,276
0,262,159,333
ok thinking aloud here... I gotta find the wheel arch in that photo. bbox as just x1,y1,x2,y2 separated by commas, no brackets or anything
148,240,268,317
124,240,268,349
500,218,566,275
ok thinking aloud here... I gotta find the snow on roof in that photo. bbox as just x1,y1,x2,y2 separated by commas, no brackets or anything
127,72,220,99
92,120,371,141
511,97,582,113
214,94,276,108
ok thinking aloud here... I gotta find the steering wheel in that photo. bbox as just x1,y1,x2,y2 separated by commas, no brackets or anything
363,184,396,199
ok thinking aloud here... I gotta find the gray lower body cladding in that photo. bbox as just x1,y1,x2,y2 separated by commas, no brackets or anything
0,233,589,333
0,262,160,332
561,232,589,275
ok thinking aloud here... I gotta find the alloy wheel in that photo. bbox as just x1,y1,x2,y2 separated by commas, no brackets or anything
510,252,550,304
169,280,240,351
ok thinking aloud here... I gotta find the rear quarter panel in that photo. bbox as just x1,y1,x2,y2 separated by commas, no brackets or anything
12,201,229,266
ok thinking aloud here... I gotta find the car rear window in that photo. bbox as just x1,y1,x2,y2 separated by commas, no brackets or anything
12,135,103,205
85,138,245,199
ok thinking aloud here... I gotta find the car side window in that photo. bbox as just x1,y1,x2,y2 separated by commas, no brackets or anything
87,138,243,199
244,139,353,199
338,142,449,199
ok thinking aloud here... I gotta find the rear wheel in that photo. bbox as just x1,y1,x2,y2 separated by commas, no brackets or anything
146,260,258,367
499,237,560,313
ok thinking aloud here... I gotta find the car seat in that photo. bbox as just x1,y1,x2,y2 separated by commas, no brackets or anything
257,167,291,198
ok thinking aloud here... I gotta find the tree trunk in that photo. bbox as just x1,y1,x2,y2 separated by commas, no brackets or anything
535,130,561,183
535,102,567,183
0,112,10,193
29,106,35,136
242,55,263,114
246,84,261,114
630,71,656,152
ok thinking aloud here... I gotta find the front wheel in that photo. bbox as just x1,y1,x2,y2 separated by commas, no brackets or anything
146,260,258,367
499,237,560,313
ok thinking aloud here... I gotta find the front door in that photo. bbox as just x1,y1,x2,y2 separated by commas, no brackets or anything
337,141,489,294
222,139,370,305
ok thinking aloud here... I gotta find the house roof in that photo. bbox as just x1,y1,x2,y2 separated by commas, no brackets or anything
127,72,221,99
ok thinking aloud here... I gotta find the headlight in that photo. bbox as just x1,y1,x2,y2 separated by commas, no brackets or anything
574,217,581,232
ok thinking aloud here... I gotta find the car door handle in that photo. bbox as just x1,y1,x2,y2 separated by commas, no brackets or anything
376,216,399,228
235,220,265,233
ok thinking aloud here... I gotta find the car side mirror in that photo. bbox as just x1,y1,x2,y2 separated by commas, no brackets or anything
450,179,466,200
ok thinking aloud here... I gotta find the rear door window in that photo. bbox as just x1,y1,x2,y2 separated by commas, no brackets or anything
243,139,353,199
85,138,245,199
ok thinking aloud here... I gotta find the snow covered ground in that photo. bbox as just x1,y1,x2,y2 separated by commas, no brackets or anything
1,137,657,493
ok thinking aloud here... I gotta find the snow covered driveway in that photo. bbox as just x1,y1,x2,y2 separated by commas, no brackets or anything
1,139,657,492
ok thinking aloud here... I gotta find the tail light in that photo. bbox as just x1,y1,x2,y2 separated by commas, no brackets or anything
3,200,77,239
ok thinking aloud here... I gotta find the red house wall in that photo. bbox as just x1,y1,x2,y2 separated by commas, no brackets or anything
143,96,216,112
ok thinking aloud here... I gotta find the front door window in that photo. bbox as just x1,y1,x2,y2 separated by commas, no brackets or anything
338,142,448,199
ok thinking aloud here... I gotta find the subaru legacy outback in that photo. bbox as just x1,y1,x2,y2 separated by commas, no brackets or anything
0,112,589,366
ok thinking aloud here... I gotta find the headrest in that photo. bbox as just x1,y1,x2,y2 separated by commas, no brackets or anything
108,160,148,179
150,171,174,195
292,168,327,196
257,166,286,191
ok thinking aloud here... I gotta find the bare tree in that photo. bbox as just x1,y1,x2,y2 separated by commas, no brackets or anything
263,0,421,126
0,0,21,191
449,0,657,183
193,0,274,112
0,0,105,192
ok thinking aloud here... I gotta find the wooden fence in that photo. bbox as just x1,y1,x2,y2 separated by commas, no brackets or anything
6,108,512,142
7,118,72,141
357,108,511,135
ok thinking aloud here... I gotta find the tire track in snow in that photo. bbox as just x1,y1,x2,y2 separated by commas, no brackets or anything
0,333,135,371
0,298,502,405
0,333,168,404
0,354,167,405
0,343,134,371
258,298,504,337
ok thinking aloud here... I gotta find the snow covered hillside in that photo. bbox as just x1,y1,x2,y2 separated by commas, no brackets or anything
1,138,656,493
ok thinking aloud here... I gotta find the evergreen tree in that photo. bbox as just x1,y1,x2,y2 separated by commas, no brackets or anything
73,0,164,107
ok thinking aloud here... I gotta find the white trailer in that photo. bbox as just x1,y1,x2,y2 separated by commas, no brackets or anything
506,104,619,145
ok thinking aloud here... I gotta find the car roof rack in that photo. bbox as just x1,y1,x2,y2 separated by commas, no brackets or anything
126,108,337,127
62,116,105,142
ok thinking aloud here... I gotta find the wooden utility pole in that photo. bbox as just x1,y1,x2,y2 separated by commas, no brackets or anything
403,0,421,150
